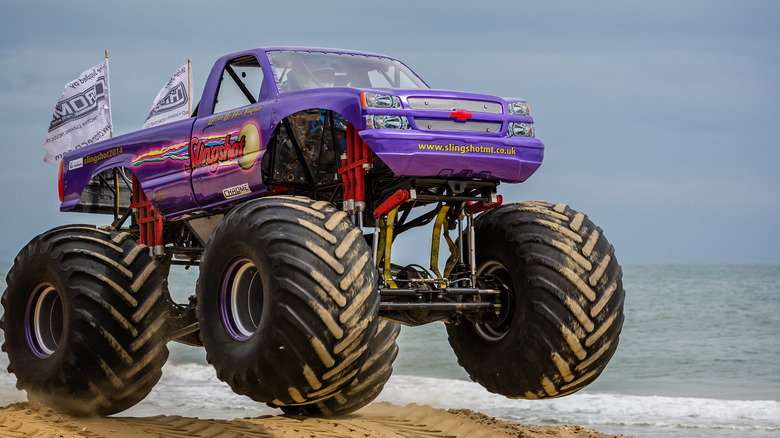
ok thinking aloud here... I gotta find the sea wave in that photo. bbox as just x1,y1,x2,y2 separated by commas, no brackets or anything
378,375,780,436
134,362,780,434
2,358,779,437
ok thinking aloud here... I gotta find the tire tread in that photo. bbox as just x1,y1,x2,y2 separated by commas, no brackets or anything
0,225,169,415
448,201,625,399
198,196,379,406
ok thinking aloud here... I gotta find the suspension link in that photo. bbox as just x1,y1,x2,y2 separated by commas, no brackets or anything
468,212,476,286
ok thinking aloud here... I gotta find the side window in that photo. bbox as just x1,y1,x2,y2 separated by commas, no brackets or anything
213,55,264,114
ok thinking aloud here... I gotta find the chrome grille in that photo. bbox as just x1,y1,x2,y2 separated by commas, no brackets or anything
407,97,502,114
415,119,502,133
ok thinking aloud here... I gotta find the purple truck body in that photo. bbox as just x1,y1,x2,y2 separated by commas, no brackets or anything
59,47,544,219
2,47,627,418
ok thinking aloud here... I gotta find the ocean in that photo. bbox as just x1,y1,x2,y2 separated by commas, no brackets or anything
1,261,779,437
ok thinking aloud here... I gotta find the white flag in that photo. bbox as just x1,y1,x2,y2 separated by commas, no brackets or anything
42,59,112,165
143,62,190,129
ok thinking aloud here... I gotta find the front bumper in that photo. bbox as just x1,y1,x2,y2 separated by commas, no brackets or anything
359,130,544,183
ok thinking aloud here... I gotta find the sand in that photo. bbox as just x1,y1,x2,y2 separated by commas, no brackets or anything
0,401,633,438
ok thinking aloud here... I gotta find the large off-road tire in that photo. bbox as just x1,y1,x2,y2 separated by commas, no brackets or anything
0,225,170,415
197,196,379,407
446,201,625,399
280,319,400,416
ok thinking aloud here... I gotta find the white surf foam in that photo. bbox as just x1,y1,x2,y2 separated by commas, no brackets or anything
378,374,780,435
3,355,779,437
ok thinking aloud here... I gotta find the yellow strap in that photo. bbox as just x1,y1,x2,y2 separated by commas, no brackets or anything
383,207,398,288
430,206,450,278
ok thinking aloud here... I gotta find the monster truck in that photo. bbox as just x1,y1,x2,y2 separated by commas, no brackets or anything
1,47,625,416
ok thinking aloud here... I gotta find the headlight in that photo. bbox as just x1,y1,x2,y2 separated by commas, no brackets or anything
508,101,530,116
508,122,534,137
366,115,410,129
362,93,401,109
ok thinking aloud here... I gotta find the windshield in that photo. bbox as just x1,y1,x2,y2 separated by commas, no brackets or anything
267,51,428,92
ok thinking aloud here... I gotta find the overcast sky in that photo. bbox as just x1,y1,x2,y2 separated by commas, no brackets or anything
1,1,778,263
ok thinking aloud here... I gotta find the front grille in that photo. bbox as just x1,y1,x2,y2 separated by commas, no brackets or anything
415,119,502,133
407,97,502,114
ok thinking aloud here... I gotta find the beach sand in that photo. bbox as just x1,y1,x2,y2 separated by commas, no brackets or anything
0,401,632,438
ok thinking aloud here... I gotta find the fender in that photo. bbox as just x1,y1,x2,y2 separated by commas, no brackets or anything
60,117,196,216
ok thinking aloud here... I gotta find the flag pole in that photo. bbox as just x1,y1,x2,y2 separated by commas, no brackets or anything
105,50,113,139
187,59,192,117
105,49,120,220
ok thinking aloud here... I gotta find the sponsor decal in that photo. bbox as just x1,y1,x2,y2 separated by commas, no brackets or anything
223,183,251,199
68,158,83,170
417,142,517,155
132,142,189,166
207,106,261,126
191,123,261,172
84,146,123,165
49,76,108,132
152,190,167,201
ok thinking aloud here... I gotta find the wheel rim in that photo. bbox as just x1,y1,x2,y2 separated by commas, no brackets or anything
220,258,264,341
24,283,63,358
474,261,515,342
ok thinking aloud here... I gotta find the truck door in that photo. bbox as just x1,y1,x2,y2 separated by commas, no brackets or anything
190,54,270,210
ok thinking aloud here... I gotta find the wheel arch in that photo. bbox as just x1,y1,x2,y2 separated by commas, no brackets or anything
261,105,355,191
269,89,365,130
60,164,134,215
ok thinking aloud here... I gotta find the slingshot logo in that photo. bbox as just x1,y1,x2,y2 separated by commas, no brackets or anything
148,82,188,117
48,77,108,132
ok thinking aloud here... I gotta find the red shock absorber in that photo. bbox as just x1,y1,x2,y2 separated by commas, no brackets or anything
373,189,410,219
131,173,164,255
342,124,356,212
340,122,373,215
339,150,350,210
361,129,371,169
153,205,163,253
353,124,366,212
131,173,145,244
466,194,504,215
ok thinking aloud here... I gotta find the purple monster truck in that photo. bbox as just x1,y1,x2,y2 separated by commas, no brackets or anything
1,47,625,416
